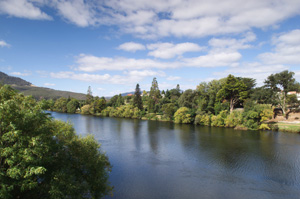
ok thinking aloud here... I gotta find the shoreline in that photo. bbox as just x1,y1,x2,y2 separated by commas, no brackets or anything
50,110,300,134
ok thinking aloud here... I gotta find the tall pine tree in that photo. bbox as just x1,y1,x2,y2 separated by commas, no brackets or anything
133,84,143,110
86,86,93,104
148,77,161,113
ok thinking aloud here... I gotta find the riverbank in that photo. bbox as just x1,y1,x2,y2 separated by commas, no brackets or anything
267,112,300,133
277,122,300,133
56,108,300,134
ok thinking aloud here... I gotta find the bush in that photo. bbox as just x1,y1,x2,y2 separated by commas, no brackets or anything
195,114,211,126
101,106,113,117
224,110,243,128
132,107,142,119
122,105,134,118
211,110,228,127
80,104,91,115
242,103,273,130
259,123,271,130
0,85,112,199
174,107,192,124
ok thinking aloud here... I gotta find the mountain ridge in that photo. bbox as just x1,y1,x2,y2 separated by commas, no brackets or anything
0,71,86,100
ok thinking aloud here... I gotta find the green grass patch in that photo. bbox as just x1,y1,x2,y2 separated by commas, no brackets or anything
277,123,300,133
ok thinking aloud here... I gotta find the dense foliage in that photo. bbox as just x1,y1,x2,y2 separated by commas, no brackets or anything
44,71,300,131
0,85,112,199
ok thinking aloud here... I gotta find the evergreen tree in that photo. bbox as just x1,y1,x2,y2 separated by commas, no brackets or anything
133,84,143,110
86,86,93,104
148,77,161,113
217,75,248,113
116,94,124,107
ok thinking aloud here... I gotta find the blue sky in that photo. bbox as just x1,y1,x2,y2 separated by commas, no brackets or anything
0,0,300,97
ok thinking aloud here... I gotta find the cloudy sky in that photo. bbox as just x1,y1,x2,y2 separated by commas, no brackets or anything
0,0,300,96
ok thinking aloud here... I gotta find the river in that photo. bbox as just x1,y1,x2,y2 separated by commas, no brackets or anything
49,112,300,199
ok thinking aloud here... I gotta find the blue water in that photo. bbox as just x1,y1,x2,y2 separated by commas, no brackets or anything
50,112,300,199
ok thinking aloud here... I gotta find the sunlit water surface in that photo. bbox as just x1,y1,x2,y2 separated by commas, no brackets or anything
50,112,300,199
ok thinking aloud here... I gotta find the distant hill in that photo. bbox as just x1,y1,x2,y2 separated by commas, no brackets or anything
0,71,86,100
0,72,32,86
12,86,87,100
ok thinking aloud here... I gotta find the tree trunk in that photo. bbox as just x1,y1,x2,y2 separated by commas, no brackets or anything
230,98,234,113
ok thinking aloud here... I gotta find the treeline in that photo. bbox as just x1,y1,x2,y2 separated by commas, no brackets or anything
41,70,300,131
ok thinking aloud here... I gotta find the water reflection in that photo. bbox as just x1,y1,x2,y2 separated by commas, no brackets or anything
50,112,300,199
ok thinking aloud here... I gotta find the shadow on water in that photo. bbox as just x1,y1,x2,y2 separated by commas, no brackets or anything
50,112,300,199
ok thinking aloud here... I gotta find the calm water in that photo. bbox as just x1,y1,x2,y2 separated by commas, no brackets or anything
50,112,300,199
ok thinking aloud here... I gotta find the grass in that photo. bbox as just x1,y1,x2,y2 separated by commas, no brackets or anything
276,122,300,133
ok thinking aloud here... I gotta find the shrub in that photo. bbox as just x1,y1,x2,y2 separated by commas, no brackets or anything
80,104,91,114
242,103,273,130
224,110,243,128
0,85,112,199
174,107,192,124
101,106,113,117
211,110,228,127
195,114,211,126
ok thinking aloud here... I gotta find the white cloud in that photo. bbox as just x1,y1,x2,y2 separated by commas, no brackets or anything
50,71,111,82
147,42,203,59
54,0,97,27
166,76,181,81
50,69,164,85
75,54,179,72
125,70,165,77
0,40,10,47
259,29,300,65
101,0,300,38
117,42,145,52
208,32,256,51
10,71,31,76
2,1,299,39
183,51,241,67
44,83,55,86
0,0,52,20
75,47,242,72
221,62,289,85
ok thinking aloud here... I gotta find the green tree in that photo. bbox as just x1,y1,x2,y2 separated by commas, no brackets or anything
161,103,177,120
196,82,209,113
66,98,79,113
168,84,182,104
116,94,124,107
148,77,161,113
107,94,124,108
133,84,143,110
91,97,106,114
251,86,274,104
53,97,68,113
0,85,112,199
217,75,248,113
178,89,197,109
287,94,299,108
264,70,297,115
86,86,93,104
